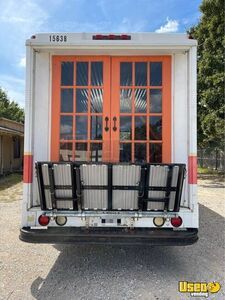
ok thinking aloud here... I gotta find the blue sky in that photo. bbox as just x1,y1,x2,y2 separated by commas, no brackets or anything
0,0,202,107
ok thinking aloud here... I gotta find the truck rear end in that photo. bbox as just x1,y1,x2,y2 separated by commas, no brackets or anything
20,33,198,245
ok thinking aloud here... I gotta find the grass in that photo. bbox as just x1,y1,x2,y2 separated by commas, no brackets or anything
198,167,225,182
198,167,225,175
198,167,219,174
0,173,22,191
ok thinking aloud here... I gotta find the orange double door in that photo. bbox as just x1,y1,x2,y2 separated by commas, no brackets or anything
51,56,171,163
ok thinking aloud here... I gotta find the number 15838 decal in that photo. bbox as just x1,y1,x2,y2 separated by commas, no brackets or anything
49,35,67,42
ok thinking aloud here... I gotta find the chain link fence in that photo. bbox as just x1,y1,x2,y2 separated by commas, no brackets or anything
198,148,225,171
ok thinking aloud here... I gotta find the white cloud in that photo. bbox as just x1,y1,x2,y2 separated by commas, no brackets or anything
0,0,49,64
0,0,48,29
155,17,179,33
0,75,25,107
18,57,26,68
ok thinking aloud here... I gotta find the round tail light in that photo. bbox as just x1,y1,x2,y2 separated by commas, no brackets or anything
171,216,183,227
38,215,50,226
55,216,67,226
153,217,165,227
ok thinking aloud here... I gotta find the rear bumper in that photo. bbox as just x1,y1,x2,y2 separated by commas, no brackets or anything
20,227,198,245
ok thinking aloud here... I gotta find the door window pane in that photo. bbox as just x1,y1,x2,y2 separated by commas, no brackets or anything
61,89,73,113
91,116,102,140
75,116,88,140
76,62,88,86
60,116,73,140
76,89,88,113
90,143,102,162
135,144,146,162
135,62,147,86
75,143,87,161
135,116,146,140
150,116,162,140
91,89,103,113
120,143,131,162
150,143,162,163
120,89,132,113
61,62,74,86
120,116,132,140
150,89,162,113
91,62,103,86
150,62,162,86
135,89,147,113
60,143,73,161
120,62,132,86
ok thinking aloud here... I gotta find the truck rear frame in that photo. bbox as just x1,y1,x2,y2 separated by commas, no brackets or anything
20,33,198,245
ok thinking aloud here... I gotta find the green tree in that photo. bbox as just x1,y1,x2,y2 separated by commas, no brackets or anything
189,0,225,151
0,87,24,123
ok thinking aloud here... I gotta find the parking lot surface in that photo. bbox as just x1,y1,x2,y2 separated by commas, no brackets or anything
0,175,224,300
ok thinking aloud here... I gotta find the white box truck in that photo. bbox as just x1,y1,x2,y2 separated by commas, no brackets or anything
20,33,198,245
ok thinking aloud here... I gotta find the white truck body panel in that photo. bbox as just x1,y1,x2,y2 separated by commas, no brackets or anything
21,33,198,232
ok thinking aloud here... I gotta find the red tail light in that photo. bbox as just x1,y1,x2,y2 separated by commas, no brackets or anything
171,216,183,227
121,34,130,40
94,34,103,40
109,34,115,40
38,215,50,226
92,34,131,40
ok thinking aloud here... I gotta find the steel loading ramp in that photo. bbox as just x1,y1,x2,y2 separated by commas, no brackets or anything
36,162,186,212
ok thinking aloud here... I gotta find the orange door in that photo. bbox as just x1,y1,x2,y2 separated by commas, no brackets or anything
51,56,111,162
51,56,171,163
111,56,171,163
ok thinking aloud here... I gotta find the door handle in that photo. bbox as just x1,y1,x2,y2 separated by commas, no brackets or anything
104,116,109,132
113,117,117,131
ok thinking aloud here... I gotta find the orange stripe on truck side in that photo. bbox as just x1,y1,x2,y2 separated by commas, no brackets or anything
188,155,197,184
23,154,33,183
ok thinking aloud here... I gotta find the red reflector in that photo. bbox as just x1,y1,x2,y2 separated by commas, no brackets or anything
171,216,183,227
38,215,50,226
